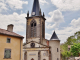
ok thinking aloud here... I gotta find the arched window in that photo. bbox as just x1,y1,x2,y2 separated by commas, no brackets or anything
42,22,44,38
31,20,36,37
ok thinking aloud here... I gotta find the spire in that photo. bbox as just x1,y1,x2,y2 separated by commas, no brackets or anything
43,12,45,17
50,31,59,40
27,11,29,17
31,0,40,16
39,8,42,16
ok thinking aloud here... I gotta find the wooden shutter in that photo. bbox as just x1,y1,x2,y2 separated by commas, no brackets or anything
4,49,11,58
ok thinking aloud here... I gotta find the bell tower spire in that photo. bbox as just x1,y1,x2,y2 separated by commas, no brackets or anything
31,0,40,16
26,0,46,43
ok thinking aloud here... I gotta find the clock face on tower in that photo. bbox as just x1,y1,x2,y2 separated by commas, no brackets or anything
31,43,35,48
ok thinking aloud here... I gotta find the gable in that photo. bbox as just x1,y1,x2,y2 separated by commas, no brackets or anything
23,41,48,49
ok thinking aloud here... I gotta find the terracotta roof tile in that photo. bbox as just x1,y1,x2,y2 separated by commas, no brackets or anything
0,28,24,38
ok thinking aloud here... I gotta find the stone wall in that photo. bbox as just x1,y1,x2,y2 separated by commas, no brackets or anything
49,40,60,60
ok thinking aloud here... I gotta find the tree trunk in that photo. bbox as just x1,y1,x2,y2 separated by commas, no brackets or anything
79,53,80,57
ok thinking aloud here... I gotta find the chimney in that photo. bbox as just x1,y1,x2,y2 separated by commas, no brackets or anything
46,41,49,46
7,24,14,32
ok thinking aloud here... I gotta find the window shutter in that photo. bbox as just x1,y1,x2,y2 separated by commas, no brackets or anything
4,49,11,58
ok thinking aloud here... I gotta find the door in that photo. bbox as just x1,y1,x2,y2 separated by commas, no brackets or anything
31,58,34,60
24,52,27,60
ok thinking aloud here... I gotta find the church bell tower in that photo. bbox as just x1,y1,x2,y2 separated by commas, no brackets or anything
26,0,46,43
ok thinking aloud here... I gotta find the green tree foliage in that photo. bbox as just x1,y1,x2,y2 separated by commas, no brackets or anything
70,43,80,56
74,31,80,43
60,42,70,60
66,36,77,45
60,31,80,59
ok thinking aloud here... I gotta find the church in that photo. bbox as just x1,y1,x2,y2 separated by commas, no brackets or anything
23,0,60,60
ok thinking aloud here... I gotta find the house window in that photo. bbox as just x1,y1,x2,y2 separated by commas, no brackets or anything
68,48,70,51
57,48,58,52
4,49,11,58
7,38,11,43
31,20,36,37
57,58,59,60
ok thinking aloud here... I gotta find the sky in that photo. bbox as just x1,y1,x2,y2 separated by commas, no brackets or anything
0,0,80,43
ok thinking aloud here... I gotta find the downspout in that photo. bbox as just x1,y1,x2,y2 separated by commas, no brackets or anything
40,17,41,44
20,39,22,60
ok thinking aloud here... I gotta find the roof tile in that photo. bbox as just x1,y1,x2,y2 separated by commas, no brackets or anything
0,28,24,38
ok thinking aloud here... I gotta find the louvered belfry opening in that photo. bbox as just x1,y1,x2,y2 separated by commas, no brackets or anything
42,22,44,38
31,20,36,37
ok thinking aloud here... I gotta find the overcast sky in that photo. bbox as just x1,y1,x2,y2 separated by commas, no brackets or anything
0,0,80,43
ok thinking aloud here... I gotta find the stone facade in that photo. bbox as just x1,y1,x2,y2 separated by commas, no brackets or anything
23,0,60,60
23,41,50,60
49,40,60,60
23,16,60,60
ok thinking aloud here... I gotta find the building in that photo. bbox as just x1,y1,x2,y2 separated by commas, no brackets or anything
0,24,24,60
23,0,60,60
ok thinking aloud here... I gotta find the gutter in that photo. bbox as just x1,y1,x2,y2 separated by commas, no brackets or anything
0,33,24,39
20,39,22,60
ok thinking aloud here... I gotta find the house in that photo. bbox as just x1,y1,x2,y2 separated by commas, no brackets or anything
0,24,24,60
23,0,60,60
75,57,80,60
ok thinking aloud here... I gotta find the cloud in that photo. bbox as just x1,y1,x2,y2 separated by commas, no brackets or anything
45,33,51,40
22,35,26,43
45,17,80,43
40,0,49,4
0,1,8,12
51,0,80,11
0,0,28,12
70,18,80,28
55,18,80,43
0,12,26,32
6,0,28,9
46,10,64,29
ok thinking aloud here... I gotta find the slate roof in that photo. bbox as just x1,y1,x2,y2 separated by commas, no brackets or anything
50,31,59,40
0,28,24,38
31,0,40,16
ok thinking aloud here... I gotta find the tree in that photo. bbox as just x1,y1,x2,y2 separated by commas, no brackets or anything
74,31,80,43
60,31,80,59
60,43,71,60
70,43,80,57
66,36,77,45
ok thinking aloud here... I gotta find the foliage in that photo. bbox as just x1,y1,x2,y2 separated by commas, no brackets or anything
66,36,77,45
70,43,80,56
60,43,71,60
60,31,80,59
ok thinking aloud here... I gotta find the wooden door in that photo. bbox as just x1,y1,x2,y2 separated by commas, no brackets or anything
31,58,34,60
24,52,27,60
